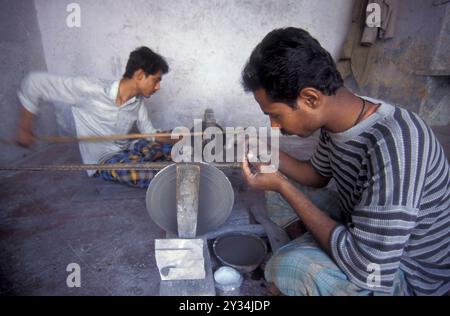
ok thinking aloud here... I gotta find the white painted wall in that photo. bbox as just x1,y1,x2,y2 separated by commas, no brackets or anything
34,0,353,131
0,0,53,164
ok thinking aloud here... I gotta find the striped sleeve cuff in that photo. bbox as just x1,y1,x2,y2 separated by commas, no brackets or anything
330,225,393,293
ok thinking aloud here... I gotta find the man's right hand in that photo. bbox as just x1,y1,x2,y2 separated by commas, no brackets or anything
16,127,35,147
16,106,36,147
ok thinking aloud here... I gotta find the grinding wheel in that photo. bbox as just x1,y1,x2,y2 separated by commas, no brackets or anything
146,163,234,236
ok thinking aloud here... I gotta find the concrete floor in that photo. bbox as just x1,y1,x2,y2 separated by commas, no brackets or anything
0,143,163,295
0,139,308,296
1,127,448,296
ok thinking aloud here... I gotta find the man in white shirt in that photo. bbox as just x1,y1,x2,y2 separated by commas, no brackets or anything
16,46,174,188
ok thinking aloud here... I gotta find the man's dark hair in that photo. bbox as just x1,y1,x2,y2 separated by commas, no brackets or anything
242,27,343,106
123,46,169,78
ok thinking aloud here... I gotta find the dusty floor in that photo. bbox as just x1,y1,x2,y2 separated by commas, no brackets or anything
0,137,311,296
0,127,448,296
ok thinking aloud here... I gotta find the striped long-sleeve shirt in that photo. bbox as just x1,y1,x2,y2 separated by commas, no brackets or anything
310,97,449,296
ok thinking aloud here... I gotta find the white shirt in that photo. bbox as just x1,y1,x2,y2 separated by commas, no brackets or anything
18,72,158,176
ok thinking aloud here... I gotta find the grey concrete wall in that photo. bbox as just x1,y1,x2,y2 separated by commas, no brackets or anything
344,0,450,127
33,0,353,131
0,0,57,164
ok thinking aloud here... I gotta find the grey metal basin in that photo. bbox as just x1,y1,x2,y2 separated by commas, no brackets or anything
145,163,234,236
213,232,268,273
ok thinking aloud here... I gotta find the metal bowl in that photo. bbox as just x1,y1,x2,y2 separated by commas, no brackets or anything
145,163,234,236
213,232,267,274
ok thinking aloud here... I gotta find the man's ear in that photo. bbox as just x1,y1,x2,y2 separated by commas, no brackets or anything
297,88,322,109
133,69,145,80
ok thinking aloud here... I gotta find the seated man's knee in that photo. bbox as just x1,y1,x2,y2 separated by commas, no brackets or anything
264,247,316,295
264,244,338,296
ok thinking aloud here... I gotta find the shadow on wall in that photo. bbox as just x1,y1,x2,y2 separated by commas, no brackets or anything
0,0,58,164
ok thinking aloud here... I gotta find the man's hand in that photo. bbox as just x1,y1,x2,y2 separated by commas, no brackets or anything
155,135,177,144
16,107,36,148
16,127,35,147
155,129,183,145
242,151,289,193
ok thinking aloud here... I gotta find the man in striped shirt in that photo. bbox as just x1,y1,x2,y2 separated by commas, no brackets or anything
241,27,449,296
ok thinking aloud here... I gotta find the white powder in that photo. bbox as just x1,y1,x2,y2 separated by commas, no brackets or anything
214,266,243,292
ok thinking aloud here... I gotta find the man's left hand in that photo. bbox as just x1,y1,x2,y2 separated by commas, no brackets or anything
242,152,289,193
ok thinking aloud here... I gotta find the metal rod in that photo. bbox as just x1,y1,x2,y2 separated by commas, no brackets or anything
0,162,241,172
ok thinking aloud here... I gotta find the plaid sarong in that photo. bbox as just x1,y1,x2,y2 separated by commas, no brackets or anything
264,183,409,296
97,139,173,188
265,232,409,296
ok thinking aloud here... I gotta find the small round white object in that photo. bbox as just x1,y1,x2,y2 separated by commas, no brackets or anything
214,266,243,292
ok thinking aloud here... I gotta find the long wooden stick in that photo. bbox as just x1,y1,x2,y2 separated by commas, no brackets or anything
38,131,223,143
